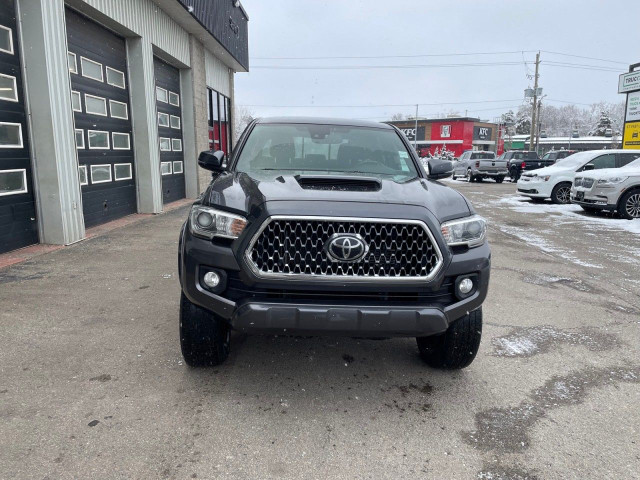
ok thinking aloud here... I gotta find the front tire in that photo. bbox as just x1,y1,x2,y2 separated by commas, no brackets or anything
416,308,482,369
618,189,640,219
180,293,230,367
510,167,520,182
466,169,474,183
551,182,572,204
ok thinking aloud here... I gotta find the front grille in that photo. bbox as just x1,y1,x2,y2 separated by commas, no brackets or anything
246,217,442,281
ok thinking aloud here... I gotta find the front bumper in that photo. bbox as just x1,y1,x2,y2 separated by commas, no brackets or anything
179,217,491,338
570,186,617,211
517,178,553,198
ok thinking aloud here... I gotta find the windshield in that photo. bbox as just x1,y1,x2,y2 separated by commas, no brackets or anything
553,151,596,168
235,124,419,182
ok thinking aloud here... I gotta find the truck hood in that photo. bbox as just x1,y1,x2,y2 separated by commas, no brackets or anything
204,172,471,221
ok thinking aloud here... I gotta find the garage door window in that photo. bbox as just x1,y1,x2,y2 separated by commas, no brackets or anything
173,161,183,174
112,132,131,150
114,163,132,180
78,165,88,186
109,100,128,120
0,25,13,55
0,122,23,148
170,115,180,129
0,74,18,102
159,137,171,151
172,138,182,152
156,86,168,103
161,162,172,175
90,164,112,183
81,57,103,82
71,91,82,112
68,52,77,74
106,67,126,89
158,112,169,127
0,169,27,196
169,91,180,107
75,129,84,149
85,94,107,116
88,130,110,149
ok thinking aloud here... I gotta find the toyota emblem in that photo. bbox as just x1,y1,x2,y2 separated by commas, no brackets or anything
325,233,368,262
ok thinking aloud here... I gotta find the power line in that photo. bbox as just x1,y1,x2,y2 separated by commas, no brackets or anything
252,50,537,60
251,61,532,70
541,50,629,66
543,61,620,73
238,99,523,108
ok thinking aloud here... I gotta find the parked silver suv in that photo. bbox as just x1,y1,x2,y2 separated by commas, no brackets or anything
452,151,508,183
571,156,640,219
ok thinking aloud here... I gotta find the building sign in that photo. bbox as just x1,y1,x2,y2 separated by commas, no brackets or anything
399,126,425,142
618,71,640,94
440,125,451,138
473,126,493,141
623,121,640,149
626,91,640,122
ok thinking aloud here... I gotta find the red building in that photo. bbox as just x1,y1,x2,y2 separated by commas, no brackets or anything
388,117,504,158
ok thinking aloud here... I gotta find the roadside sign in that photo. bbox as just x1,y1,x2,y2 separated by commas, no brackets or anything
618,71,640,93
623,121,640,149
625,91,640,122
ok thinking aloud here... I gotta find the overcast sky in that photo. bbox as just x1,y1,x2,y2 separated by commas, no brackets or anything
234,0,637,123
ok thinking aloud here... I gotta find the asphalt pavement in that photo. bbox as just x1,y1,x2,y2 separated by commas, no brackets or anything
1,182,639,480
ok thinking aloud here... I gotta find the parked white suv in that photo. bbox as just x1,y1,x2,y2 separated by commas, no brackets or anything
516,150,640,204
571,157,640,219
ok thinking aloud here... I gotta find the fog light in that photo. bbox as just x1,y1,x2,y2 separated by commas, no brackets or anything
459,278,474,295
203,271,220,288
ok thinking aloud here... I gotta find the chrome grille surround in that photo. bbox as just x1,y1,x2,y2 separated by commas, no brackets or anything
245,216,443,283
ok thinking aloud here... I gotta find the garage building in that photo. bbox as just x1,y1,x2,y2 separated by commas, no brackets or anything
0,0,248,254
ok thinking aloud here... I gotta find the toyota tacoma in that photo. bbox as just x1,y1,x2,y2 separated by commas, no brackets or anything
178,117,491,369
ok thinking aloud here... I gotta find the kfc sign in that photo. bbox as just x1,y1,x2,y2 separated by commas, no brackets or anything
399,126,425,142
473,126,493,140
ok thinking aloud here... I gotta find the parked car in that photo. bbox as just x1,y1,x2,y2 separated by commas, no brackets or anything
541,150,577,164
517,150,640,204
500,151,544,181
179,117,490,369
571,157,640,218
452,151,507,183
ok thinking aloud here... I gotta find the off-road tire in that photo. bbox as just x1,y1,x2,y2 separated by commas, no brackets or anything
180,293,230,367
509,167,520,182
416,308,482,369
618,189,640,220
495,176,505,184
551,182,572,204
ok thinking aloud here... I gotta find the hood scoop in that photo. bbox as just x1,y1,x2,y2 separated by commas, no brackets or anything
295,175,382,192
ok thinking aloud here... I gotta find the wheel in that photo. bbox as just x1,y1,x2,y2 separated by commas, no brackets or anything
495,176,504,184
509,168,520,182
550,182,572,204
466,169,474,182
618,189,640,219
180,293,230,367
416,308,482,369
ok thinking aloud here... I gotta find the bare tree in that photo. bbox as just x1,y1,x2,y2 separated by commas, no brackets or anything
233,105,255,142
390,113,406,121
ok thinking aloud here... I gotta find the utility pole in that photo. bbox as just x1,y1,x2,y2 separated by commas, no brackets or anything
414,104,418,150
529,51,540,151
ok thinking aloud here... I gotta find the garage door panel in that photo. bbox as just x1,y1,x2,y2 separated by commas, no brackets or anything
0,0,38,254
154,56,185,205
66,7,136,227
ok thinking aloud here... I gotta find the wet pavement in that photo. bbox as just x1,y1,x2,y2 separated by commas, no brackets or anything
1,183,639,479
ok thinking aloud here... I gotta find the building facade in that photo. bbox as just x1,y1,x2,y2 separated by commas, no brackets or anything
0,0,248,254
388,117,503,158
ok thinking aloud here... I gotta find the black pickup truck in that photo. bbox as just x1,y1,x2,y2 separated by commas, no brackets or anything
178,117,491,370
500,150,547,181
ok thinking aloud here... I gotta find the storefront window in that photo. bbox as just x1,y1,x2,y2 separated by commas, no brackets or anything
207,89,232,156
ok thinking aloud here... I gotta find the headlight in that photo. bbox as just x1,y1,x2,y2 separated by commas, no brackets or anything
597,176,627,187
441,215,486,248
189,205,247,239
535,175,550,181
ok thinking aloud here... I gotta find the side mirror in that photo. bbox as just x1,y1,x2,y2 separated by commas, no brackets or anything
582,164,595,171
427,158,454,180
198,150,225,172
